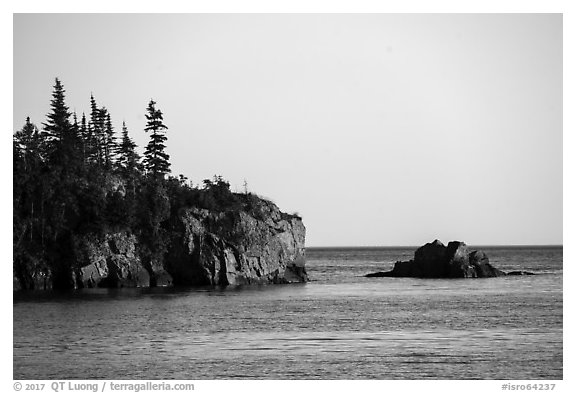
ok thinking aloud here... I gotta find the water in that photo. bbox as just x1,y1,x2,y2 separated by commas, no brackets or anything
13,246,563,379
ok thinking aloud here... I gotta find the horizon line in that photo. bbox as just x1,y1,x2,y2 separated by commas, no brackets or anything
306,244,564,249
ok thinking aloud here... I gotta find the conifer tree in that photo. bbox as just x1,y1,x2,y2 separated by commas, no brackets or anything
143,100,170,177
103,111,116,168
71,112,81,152
118,121,141,172
42,78,72,144
80,113,87,137
80,113,88,163
85,120,96,164
14,117,44,171
89,94,98,122
42,78,83,169
89,94,105,165
89,94,98,162
14,117,38,152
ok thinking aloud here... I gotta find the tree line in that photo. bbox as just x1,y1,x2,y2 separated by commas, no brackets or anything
13,78,259,289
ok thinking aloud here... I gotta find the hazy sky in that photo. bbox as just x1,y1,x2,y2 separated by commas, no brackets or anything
13,13,562,246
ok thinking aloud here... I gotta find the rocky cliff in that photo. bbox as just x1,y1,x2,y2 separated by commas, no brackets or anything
13,197,307,290
165,200,306,286
366,239,507,278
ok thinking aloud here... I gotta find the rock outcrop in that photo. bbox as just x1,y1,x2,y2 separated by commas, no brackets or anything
365,240,507,278
165,200,307,286
13,197,307,290
74,232,152,288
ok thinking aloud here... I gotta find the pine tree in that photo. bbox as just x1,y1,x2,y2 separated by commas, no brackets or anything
103,111,116,168
89,94,98,121
80,113,87,138
42,78,82,168
14,117,38,152
14,117,44,171
80,113,88,163
143,100,170,177
118,121,141,172
89,94,105,165
89,94,99,163
85,118,98,165
113,121,141,227
71,112,82,154
42,78,72,144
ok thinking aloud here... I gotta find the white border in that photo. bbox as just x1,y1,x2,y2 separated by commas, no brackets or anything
3,1,573,391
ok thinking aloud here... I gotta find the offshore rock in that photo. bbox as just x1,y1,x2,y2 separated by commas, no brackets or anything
365,240,507,278
165,199,307,286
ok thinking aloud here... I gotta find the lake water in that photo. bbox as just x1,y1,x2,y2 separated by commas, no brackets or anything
13,246,563,379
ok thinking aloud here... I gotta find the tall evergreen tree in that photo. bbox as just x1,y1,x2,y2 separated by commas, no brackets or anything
42,78,72,145
103,110,116,168
80,113,87,137
89,94,105,165
42,78,82,170
80,113,88,163
71,112,82,151
85,118,98,164
143,100,170,177
117,121,140,172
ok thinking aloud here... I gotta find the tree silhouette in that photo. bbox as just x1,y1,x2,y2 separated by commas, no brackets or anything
79,113,88,163
42,78,72,144
89,94,106,165
42,78,83,171
103,110,116,168
143,99,170,177
117,121,141,173
14,117,43,169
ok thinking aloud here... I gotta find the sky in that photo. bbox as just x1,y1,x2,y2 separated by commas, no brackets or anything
12,13,562,246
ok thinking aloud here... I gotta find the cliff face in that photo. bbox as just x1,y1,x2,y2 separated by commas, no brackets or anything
13,197,307,290
74,232,151,288
165,199,307,286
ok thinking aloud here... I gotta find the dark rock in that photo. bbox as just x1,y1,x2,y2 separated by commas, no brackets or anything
468,250,506,277
75,232,151,288
365,240,506,279
13,254,53,291
445,241,475,278
506,271,535,276
475,263,506,278
389,260,416,277
469,250,489,266
14,197,307,290
413,239,447,277
415,239,447,263
365,270,395,278
165,201,307,286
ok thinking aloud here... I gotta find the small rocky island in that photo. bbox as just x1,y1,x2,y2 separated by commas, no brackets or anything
366,239,533,278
